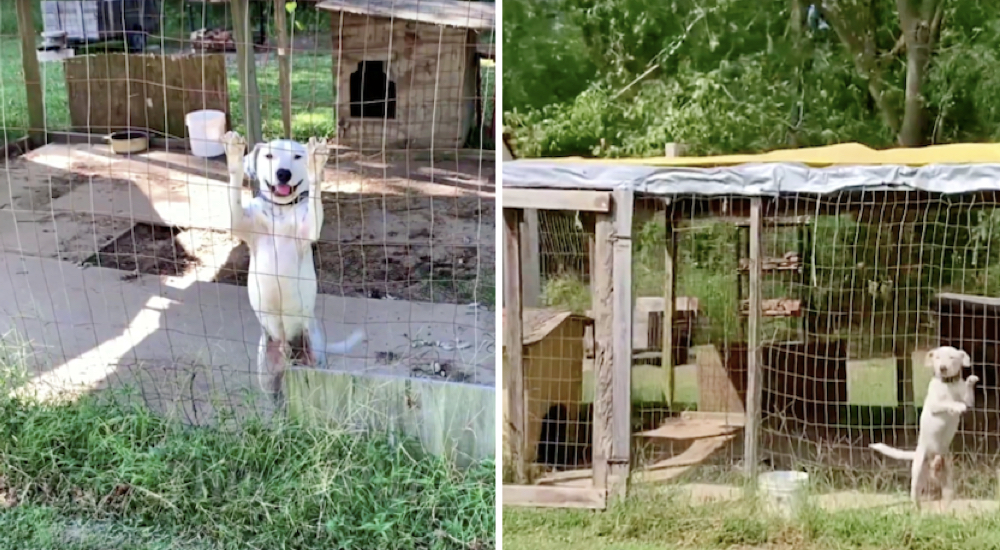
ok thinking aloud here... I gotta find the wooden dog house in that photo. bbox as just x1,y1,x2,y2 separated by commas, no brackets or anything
317,0,495,149
502,308,592,466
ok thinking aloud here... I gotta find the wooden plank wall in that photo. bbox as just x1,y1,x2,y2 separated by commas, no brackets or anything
331,13,472,149
64,54,230,138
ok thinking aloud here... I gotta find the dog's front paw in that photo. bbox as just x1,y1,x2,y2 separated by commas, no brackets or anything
307,137,331,171
967,375,980,386
221,131,247,163
950,403,968,415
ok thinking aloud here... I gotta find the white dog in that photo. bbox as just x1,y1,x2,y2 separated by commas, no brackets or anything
221,131,365,403
869,346,978,508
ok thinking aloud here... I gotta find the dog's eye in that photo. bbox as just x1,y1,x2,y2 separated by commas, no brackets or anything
264,153,274,160
294,154,303,160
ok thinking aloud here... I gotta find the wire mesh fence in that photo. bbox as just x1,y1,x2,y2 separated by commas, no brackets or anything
0,0,496,430
512,190,1000,499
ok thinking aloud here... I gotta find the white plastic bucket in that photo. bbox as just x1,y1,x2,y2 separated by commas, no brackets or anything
758,471,809,518
185,109,226,158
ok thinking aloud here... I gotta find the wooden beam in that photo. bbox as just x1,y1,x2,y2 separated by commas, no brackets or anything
743,197,764,484
503,189,611,212
662,208,676,408
592,209,614,491
16,0,45,147
502,485,607,509
231,0,264,156
503,208,527,484
273,0,292,138
610,188,634,500
520,209,542,307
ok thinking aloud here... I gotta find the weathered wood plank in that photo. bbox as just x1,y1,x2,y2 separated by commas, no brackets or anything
16,0,45,146
520,209,542,307
273,0,292,138
503,208,527,483
231,0,264,148
63,54,229,138
285,369,495,467
592,211,613,491
503,485,607,509
662,211,676,407
503,189,612,212
743,197,763,483
610,187,633,499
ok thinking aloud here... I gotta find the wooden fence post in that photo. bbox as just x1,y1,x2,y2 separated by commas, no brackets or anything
662,200,676,407
232,0,264,153
273,0,292,138
503,208,527,483
592,210,613,492
520,209,542,307
16,0,45,147
743,197,764,485
610,188,633,499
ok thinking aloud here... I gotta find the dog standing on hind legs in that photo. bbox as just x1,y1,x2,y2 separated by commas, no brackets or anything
221,131,365,405
869,346,978,509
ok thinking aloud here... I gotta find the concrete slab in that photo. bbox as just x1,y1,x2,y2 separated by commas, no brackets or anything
0,252,494,423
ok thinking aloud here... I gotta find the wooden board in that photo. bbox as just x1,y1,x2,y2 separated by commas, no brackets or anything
609,187,633,496
740,298,802,318
285,369,495,468
696,344,746,414
638,411,744,440
503,485,606,509
64,53,230,138
503,189,611,212
503,208,527,482
634,435,734,483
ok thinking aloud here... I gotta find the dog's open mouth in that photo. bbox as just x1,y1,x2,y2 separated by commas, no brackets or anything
270,181,302,198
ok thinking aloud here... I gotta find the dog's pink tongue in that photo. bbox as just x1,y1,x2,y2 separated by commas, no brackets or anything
274,184,292,197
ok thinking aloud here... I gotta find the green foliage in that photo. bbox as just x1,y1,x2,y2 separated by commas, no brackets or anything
504,0,1000,157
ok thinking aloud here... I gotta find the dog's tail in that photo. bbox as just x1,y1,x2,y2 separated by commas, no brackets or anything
326,328,366,355
869,442,916,461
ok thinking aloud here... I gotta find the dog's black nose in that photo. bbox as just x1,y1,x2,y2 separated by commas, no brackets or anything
276,168,292,183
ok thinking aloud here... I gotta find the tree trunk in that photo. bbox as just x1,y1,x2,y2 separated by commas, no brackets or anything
821,0,902,135
899,41,930,146
896,0,943,147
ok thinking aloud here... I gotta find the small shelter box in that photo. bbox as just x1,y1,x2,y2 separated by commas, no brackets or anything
502,308,592,465
317,0,495,150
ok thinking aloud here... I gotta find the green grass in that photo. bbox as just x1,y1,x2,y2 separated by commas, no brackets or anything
0,360,494,549
0,504,214,550
503,489,1000,550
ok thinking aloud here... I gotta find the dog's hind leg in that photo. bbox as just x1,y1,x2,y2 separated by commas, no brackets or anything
911,450,927,509
288,330,317,367
258,331,286,407
940,455,954,511
308,318,327,368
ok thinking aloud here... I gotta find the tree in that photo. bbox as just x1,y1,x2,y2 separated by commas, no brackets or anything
821,0,943,146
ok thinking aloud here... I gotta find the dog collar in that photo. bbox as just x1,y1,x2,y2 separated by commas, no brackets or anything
941,374,962,384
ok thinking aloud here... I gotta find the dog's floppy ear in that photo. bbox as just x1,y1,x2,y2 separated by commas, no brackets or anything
961,349,971,367
243,143,265,182
925,349,937,368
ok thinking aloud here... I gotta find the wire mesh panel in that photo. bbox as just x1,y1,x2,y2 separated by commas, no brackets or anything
0,0,496,427
610,191,1000,499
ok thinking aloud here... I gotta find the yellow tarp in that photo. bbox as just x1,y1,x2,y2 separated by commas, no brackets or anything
540,142,1000,168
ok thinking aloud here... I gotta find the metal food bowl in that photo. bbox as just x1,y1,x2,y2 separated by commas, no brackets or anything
107,131,149,155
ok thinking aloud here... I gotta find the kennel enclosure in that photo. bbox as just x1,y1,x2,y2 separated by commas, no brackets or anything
502,142,1000,508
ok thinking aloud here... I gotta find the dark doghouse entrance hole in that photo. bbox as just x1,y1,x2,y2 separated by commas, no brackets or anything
349,60,397,119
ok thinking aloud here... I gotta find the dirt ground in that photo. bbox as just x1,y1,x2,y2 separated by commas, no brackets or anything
4,146,495,307
87,160,495,305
